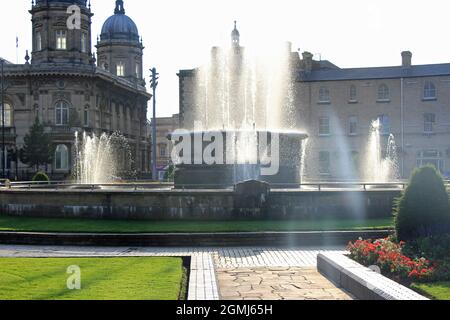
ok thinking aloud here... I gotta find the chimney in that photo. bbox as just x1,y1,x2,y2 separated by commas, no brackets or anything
401,51,412,68
302,51,313,73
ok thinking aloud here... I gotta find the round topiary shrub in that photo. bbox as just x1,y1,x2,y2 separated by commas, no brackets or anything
395,165,450,241
32,172,50,183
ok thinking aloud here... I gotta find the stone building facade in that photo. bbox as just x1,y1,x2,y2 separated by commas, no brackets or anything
0,0,151,180
150,114,180,180
178,24,450,181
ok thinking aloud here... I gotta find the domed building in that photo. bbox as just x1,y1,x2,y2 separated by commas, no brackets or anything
97,0,145,86
0,0,151,180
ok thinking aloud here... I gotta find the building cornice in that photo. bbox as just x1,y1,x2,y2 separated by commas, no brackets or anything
1,63,151,99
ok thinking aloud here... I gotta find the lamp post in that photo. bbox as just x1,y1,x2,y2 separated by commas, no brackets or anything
150,67,159,181
1,58,5,179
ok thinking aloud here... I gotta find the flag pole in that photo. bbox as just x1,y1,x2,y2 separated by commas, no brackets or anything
16,36,18,64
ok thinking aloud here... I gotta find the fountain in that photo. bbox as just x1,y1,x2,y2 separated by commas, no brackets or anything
173,40,308,188
363,119,399,183
74,131,132,185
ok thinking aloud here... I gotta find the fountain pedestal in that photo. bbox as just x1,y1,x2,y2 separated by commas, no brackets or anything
170,130,308,189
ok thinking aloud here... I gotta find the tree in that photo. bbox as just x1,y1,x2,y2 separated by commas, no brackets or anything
164,164,175,181
395,165,450,241
20,117,54,171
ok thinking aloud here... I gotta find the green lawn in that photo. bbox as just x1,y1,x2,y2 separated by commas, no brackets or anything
0,257,184,300
411,282,450,300
0,216,394,233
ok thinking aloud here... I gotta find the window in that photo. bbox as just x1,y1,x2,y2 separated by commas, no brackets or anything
377,115,390,135
424,81,437,100
55,101,69,125
159,145,167,157
319,117,330,136
377,84,390,101
319,151,331,175
81,33,87,53
117,62,125,77
55,144,69,170
56,30,67,50
83,106,89,127
0,103,12,127
349,116,358,135
424,113,436,133
319,87,330,103
35,31,42,51
135,63,140,78
0,149,12,171
417,150,444,172
349,85,357,102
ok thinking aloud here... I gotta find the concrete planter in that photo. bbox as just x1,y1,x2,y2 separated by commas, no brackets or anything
317,252,428,300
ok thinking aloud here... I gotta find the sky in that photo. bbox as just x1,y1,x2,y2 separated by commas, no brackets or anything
1,0,450,119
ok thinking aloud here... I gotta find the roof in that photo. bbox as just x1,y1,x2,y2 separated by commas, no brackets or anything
0,57,13,65
35,0,87,5
300,63,450,82
101,14,139,42
100,0,140,43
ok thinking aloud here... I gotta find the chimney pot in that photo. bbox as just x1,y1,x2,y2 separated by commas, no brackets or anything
402,51,412,68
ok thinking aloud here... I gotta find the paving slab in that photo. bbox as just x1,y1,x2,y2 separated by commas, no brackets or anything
217,267,353,300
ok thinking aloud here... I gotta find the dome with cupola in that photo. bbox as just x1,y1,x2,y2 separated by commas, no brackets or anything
100,0,140,43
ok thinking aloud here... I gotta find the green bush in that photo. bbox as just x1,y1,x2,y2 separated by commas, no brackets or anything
164,165,175,181
403,235,450,261
32,172,50,183
395,165,450,241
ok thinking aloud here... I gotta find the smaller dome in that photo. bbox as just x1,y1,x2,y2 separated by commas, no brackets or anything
100,0,140,42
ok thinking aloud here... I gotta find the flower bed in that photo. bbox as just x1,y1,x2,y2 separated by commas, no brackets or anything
348,237,435,285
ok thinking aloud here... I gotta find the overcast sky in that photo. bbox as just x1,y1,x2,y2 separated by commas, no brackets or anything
1,0,450,118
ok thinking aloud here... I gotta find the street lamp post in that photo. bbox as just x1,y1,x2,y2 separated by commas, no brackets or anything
150,67,159,181
1,58,5,179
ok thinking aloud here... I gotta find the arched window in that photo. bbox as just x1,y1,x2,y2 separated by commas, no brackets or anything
377,84,390,101
35,31,42,51
424,81,437,100
349,85,357,101
0,103,12,127
116,61,125,77
55,101,69,125
319,87,330,103
55,144,69,170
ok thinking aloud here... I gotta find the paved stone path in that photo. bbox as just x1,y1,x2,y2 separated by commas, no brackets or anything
0,245,349,300
218,268,352,300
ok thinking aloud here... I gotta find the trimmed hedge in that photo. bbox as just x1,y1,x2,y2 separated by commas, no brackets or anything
32,172,50,183
395,165,450,241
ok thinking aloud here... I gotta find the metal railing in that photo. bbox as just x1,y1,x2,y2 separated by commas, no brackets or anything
0,180,449,192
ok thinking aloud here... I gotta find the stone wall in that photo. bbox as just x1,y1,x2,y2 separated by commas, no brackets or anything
0,188,400,221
